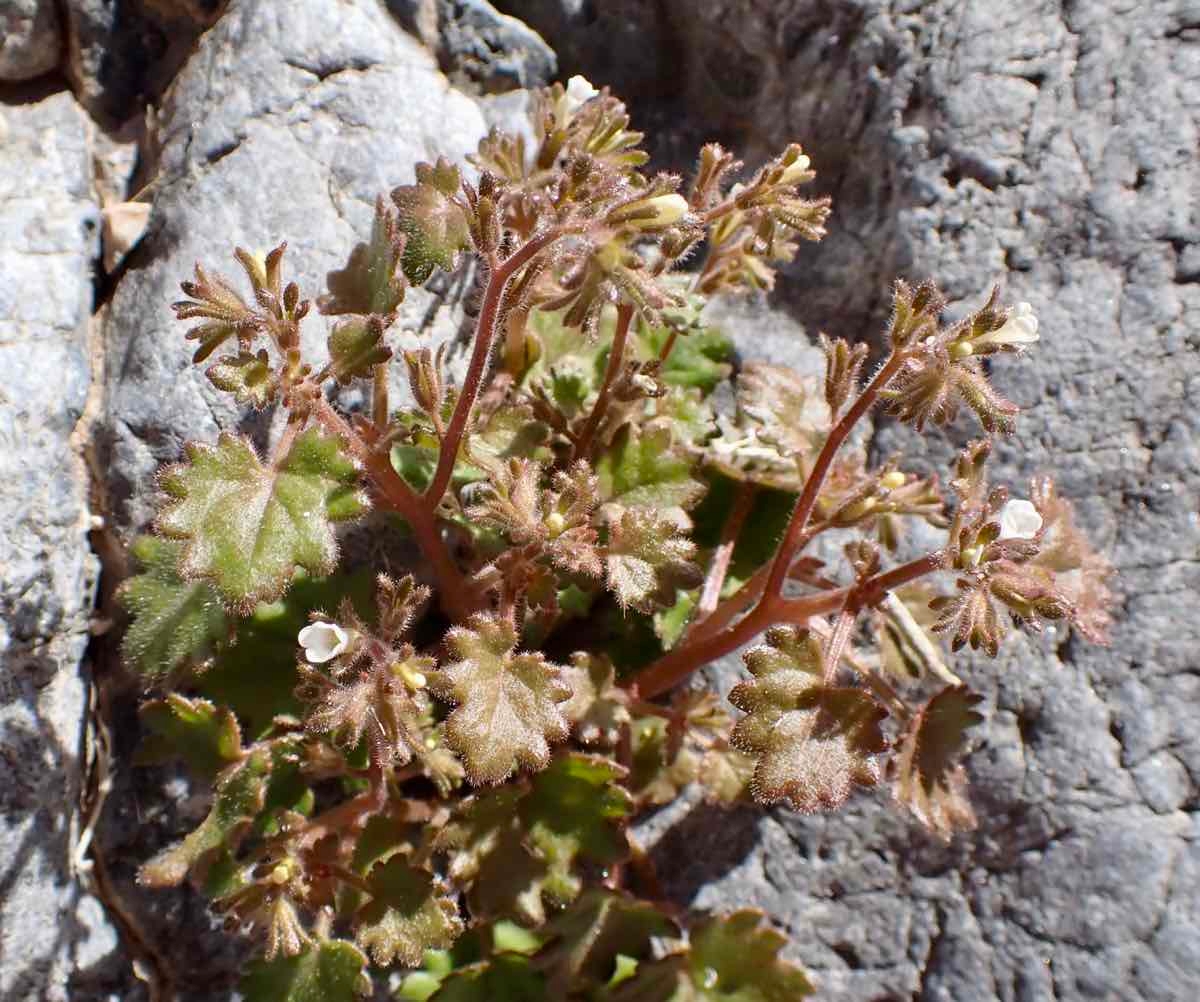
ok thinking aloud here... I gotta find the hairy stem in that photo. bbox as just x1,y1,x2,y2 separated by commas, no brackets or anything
688,483,756,636
573,303,634,460
424,228,564,506
764,350,909,596
628,551,943,700
312,398,479,621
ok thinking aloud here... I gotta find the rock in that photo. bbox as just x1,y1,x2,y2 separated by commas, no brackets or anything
62,0,223,124
0,89,110,1002
435,0,557,92
536,3,1198,1000
0,0,61,80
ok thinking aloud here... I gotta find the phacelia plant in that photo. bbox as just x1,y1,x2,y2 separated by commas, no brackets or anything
119,76,1115,999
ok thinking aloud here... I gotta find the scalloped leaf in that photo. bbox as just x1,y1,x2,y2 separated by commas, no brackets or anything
320,195,407,316
560,653,630,747
118,535,228,676
156,429,367,613
614,910,813,1001
138,747,271,887
327,315,393,385
730,627,887,813
605,507,702,613
428,614,570,785
392,160,471,285
533,890,678,996
206,349,279,408
137,694,242,780
241,939,369,1002
431,954,546,1001
597,424,707,524
892,686,984,839
354,858,464,968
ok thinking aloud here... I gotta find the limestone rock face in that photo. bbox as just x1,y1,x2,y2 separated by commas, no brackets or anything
506,3,1200,1000
0,0,61,81
0,89,108,1002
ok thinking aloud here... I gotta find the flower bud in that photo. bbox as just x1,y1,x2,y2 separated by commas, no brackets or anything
555,74,599,122
880,471,907,490
610,193,690,230
776,149,813,186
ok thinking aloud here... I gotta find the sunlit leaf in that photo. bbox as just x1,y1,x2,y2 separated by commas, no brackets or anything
156,430,367,613
241,939,368,1002
137,693,242,779
118,535,228,676
730,627,888,812
320,195,407,316
597,424,706,523
891,686,984,839
560,653,630,747
354,858,464,967
206,349,279,407
392,159,471,285
605,507,702,613
327,315,392,384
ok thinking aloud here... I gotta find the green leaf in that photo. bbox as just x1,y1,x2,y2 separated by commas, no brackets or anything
635,318,733,393
730,628,888,813
206,349,279,408
137,694,242,779
156,429,367,613
533,890,678,996
320,195,407,316
354,858,464,967
597,424,706,522
627,715,699,807
118,535,228,676
520,755,633,906
428,614,570,785
241,939,368,1002
392,159,471,285
892,686,984,839
605,507,703,614
436,755,632,925
432,954,546,1002
327,315,393,384
560,653,631,747
139,747,271,887
614,910,813,1001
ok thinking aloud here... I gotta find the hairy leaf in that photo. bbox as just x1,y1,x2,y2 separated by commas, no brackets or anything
560,653,630,746
119,535,228,676
327,315,392,384
392,160,471,285
730,627,887,812
432,954,545,1002
533,890,677,995
355,858,463,967
892,686,984,839
207,349,279,408
597,424,707,524
615,910,813,1001
320,195,407,316
428,614,570,784
139,748,271,887
606,507,702,613
156,430,367,613
628,715,699,807
137,694,242,780
241,939,368,1002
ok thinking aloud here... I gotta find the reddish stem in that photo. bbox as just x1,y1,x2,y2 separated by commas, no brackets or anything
423,228,564,507
764,350,909,596
688,482,756,636
573,302,634,460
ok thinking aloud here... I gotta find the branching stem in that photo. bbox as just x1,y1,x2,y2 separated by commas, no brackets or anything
574,302,634,460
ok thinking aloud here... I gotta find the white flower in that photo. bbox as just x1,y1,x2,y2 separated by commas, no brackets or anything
298,621,350,664
560,75,599,119
622,192,690,229
977,302,1040,351
997,498,1043,540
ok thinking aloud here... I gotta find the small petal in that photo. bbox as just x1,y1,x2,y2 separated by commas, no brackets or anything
298,621,349,664
997,498,1043,540
559,75,599,120
978,302,1040,350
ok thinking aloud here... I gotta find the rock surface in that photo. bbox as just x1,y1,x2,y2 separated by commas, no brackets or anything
0,87,109,1002
5,0,1198,1000
0,0,61,81
517,3,1198,1000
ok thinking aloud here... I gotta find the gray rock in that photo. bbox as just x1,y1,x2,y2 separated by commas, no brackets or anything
0,89,110,1002
62,0,222,124
554,3,1198,1001
436,0,557,92
0,0,61,80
